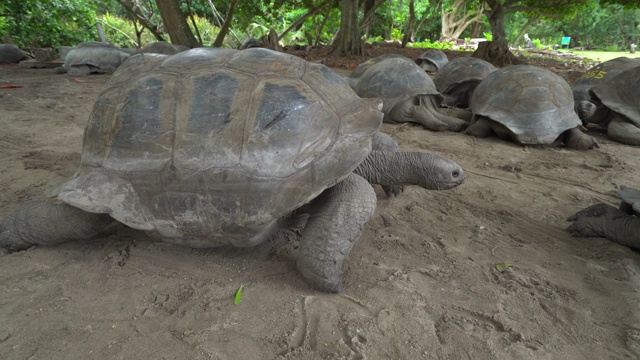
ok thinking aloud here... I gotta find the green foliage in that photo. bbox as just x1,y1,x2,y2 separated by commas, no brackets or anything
0,0,98,48
390,28,403,42
531,37,542,49
187,15,222,47
98,12,155,48
408,40,455,50
364,35,385,44
604,44,622,51
483,32,492,41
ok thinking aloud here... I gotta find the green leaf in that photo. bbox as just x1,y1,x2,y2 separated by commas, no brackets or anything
234,285,245,305
495,263,513,272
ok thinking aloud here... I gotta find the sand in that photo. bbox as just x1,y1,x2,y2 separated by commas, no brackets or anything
0,52,639,359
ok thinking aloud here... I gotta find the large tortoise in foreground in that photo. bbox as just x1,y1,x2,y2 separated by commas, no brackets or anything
466,65,598,150
568,185,640,251
0,48,466,292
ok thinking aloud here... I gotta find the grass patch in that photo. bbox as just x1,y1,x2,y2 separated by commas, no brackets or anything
568,50,640,62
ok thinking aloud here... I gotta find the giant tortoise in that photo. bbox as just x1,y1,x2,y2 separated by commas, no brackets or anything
0,44,27,64
567,185,640,251
59,42,130,76
415,49,448,73
434,56,496,109
0,48,465,293
353,57,468,132
572,57,640,102
575,65,640,146
466,65,598,150
345,53,412,89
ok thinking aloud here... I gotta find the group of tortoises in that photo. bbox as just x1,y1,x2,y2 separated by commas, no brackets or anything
0,45,638,292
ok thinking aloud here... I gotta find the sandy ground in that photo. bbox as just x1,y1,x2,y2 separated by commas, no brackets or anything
0,52,639,360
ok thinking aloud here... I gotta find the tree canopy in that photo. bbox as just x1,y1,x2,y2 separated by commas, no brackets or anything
0,0,638,58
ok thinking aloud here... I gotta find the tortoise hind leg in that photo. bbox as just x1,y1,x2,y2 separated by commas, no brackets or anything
297,173,377,292
562,128,599,150
421,96,468,132
465,117,494,138
0,201,115,252
388,99,448,131
607,115,640,146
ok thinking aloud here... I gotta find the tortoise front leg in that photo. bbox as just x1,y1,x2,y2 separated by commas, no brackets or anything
607,114,640,146
465,117,494,138
567,203,640,250
562,127,599,150
0,201,115,252
297,173,377,292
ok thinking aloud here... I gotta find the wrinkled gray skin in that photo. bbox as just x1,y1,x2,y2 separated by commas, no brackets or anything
415,49,448,73
370,132,403,197
60,42,130,76
567,185,640,250
466,65,598,150
0,48,466,293
136,41,189,55
0,44,27,64
354,57,468,132
576,65,640,146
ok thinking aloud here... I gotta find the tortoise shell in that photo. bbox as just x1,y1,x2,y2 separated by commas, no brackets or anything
588,65,640,127
63,42,130,74
434,56,496,96
572,57,640,102
53,48,382,245
354,57,442,121
345,53,412,88
470,65,581,145
415,49,448,72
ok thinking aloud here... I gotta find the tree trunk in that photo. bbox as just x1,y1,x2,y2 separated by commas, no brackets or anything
115,0,166,41
472,40,522,67
315,0,336,45
155,0,200,48
512,16,538,47
441,0,486,39
484,0,506,42
475,0,520,67
401,0,415,48
212,0,238,47
278,0,331,41
330,0,363,56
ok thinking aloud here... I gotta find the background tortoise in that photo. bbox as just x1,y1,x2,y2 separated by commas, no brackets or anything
575,65,640,146
434,56,496,109
0,48,465,293
572,57,640,102
0,44,27,64
466,65,598,150
345,53,412,89
415,49,448,73
353,57,468,132
59,41,130,76
568,185,640,250
136,41,189,55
